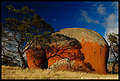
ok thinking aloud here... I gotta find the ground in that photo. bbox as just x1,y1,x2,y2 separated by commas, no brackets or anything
1,65,118,80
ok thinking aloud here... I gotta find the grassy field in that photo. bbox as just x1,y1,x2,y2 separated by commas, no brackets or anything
1,65,119,80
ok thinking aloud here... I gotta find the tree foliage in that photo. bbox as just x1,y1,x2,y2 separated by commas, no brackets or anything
1,5,54,68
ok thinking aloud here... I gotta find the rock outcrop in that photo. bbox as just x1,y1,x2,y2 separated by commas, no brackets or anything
46,34,83,69
25,40,48,69
25,28,109,74
53,28,109,74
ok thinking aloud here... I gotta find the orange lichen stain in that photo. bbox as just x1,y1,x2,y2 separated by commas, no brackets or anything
46,46,81,67
26,48,45,69
25,38,108,74
80,38,108,74
26,49,36,68
48,56,61,67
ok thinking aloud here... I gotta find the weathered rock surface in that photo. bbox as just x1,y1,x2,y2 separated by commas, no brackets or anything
46,34,83,68
48,58,72,71
53,28,109,74
26,47,48,69
25,34,85,71
25,28,109,74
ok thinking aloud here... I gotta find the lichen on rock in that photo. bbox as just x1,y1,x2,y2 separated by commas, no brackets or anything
25,28,109,74
52,28,109,74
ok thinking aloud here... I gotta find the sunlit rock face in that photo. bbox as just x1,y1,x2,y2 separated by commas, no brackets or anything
25,28,109,74
26,47,48,69
46,34,85,71
54,28,109,74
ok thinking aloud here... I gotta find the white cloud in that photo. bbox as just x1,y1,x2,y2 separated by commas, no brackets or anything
97,4,106,15
102,2,118,42
104,13,118,34
80,10,100,24
103,13,118,43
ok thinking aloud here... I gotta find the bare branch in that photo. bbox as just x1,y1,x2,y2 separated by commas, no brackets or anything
23,39,34,53
2,46,17,54
110,43,117,58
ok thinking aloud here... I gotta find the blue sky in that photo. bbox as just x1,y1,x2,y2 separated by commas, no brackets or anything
1,1,119,38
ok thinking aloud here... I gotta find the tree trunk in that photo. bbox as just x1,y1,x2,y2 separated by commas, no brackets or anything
19,52,26,68
112,57,118,74
110,43,118,74
17,43,26,69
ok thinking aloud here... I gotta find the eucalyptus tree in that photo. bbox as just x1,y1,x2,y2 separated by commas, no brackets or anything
107,33,119,73
2,5,54,68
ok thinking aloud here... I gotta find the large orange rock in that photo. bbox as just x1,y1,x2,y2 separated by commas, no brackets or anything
46,34,82,67
53,28,109,74
45,34,97,73
25,34,86,71
25,28,109,74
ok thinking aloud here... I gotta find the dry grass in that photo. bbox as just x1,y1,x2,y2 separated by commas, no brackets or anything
1,65,119,80
107,63,119,73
